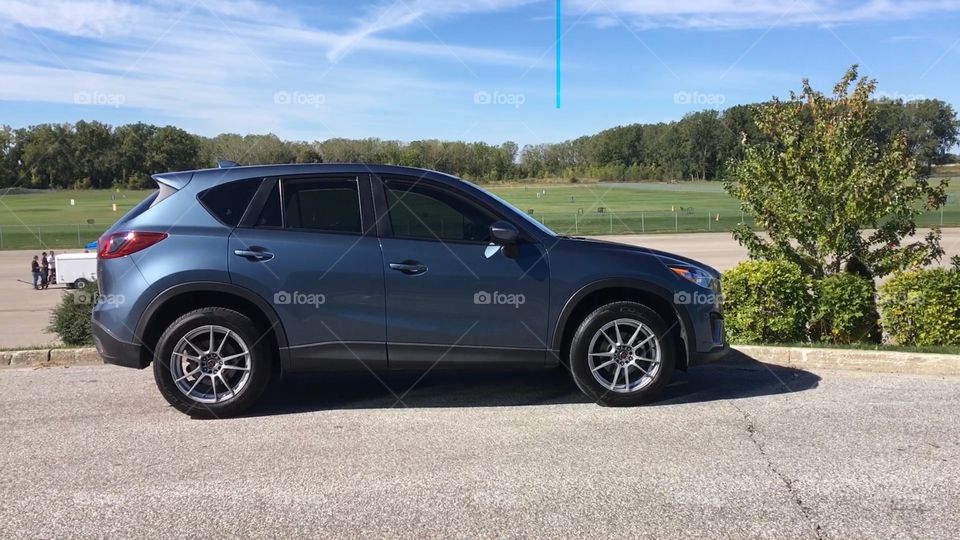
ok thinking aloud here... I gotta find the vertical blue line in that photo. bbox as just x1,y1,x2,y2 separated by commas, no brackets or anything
555,0,560,109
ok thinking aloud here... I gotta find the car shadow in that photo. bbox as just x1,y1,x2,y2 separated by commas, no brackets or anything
243,351,820,417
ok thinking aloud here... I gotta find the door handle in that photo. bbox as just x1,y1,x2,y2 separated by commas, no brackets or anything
234,249,274,261
389,262,428,275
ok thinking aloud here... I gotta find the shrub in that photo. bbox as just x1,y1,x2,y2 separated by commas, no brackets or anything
722,260,812,344
810,273,880,344
878,269,960,346
47,281,98,346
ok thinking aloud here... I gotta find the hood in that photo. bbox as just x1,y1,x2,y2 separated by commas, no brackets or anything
558,235,721,278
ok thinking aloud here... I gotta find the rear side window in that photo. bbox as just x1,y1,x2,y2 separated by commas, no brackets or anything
283,179,362,233
199,179,260,227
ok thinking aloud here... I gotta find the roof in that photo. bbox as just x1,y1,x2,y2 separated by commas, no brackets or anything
153,163,461,190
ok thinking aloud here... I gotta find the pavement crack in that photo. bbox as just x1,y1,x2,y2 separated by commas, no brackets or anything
732,403,825,540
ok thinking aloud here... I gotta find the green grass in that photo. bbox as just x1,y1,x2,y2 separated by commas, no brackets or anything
1,179,959,249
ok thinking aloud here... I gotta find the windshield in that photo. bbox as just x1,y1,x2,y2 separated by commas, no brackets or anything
467,181,557,237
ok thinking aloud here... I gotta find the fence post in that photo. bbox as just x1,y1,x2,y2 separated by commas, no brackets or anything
38,226,42,247
609,213,613,233
942,205,945,226
574,213,578,234
0,224,3,249
641,212,645,233
77,224,81,247
674,213,678,232
708,211,711,231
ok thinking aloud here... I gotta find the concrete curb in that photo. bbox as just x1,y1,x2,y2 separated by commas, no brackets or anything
1,347,100,368
734,345,960,377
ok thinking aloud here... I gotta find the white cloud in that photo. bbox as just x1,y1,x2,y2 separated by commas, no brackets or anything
568,0,960,30
0,0,546,137
326,0,540,62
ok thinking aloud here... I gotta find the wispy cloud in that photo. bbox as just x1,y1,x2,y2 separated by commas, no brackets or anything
568,0,960,30
326,0,540,62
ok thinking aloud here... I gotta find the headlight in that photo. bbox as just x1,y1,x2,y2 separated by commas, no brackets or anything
669,265,717,290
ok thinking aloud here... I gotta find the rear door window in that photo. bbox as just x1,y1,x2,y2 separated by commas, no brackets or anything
282,179,362,233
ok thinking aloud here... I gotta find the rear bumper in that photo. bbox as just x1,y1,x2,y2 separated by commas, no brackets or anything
92,320,148,369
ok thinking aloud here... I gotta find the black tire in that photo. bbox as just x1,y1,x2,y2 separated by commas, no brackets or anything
569,301,676,406
74,278,89,290
152,307,272,418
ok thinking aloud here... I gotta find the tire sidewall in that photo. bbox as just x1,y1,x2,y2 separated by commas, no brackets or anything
570,302,675,406
152,308,270,418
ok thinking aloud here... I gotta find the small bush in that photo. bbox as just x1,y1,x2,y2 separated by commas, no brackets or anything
878,269,960,346
810,273,880,344
47,281,98,346
722,260,812,344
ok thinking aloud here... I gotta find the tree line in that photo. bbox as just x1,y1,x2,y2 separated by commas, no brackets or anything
0,98,956,189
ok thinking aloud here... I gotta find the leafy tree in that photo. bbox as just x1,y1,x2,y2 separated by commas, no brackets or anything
725,66,948,279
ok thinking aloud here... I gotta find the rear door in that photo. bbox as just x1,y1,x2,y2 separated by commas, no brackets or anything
227,175,387,371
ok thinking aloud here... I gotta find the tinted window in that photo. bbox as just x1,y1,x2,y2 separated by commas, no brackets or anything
255,182,282,227
384,180,494,242
199,179,260,227
284,179,362,233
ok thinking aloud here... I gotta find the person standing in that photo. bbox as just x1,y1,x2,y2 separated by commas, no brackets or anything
31,255,41,290
40,252,49,289
47,251,56,285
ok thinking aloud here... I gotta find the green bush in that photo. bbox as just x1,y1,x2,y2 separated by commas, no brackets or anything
47,281,98,346
810,273,880,344
878,269,960,346
722,260,812,344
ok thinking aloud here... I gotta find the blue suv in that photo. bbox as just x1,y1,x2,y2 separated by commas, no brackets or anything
93,164,727,417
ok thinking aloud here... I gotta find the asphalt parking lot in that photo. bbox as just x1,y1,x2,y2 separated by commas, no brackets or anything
1,357,958,538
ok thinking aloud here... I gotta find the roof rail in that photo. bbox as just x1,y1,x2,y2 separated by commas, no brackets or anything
216,159,241,168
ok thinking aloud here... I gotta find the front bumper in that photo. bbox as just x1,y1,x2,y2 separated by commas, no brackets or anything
92,320,148,369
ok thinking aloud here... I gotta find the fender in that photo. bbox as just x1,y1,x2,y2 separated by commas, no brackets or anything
135,281,291,358
549,277,696,357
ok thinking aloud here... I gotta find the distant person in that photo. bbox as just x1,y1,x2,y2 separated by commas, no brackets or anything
47,251,56,285
40,252,49,289
31,255,41,290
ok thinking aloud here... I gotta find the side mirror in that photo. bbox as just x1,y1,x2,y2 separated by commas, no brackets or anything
490,221,519,245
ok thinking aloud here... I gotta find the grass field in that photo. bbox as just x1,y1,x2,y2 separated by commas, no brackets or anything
1,180,959,249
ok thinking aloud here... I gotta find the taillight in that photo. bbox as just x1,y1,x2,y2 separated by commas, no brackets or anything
97,231,168,259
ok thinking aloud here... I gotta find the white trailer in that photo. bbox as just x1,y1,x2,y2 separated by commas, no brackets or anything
55,252,98,288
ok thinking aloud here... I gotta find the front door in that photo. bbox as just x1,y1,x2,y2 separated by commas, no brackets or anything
375,177,550,368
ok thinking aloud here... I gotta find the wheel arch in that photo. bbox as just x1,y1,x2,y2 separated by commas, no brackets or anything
551,279,693,370
134,281,290,371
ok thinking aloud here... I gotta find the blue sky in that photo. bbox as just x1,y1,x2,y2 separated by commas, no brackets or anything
1,0,959,147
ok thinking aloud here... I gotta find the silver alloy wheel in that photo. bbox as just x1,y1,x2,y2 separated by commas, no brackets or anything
587,318,662,394
170,325,252,404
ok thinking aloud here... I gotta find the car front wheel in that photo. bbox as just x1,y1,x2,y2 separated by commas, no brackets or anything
569,301,675,406
153,307,272,418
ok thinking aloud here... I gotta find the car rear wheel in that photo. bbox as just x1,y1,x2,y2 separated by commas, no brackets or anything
153,307,272,418
569,301,675,406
